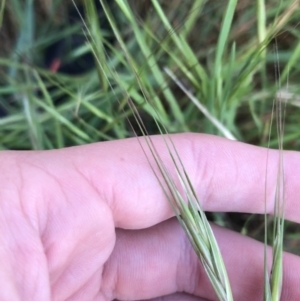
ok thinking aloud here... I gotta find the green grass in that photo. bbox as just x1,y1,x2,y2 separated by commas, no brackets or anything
1,0,300,299
1,1,299,148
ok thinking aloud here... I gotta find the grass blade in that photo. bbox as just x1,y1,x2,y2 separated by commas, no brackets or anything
0,0,5,29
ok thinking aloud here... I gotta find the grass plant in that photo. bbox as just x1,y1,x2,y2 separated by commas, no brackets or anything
264,52,286,301
1,0,300,299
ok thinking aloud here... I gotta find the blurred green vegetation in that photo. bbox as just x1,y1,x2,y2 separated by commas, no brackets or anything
0,0,300,252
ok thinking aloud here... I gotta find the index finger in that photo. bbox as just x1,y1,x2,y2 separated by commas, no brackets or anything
22,133,300,229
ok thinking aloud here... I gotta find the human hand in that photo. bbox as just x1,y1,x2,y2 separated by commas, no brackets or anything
1,134,300,301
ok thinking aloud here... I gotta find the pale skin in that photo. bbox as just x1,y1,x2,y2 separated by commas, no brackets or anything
1,133,300,301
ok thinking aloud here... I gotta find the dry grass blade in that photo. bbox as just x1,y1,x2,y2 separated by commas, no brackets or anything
164,67,236,141
276,90,300,108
